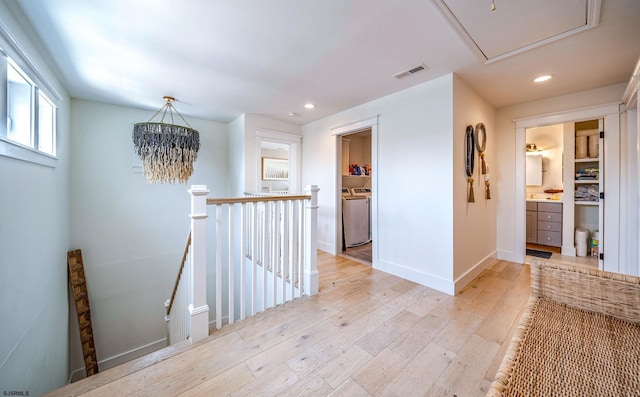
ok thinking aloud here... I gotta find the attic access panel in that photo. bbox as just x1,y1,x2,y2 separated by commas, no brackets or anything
434,0,599,62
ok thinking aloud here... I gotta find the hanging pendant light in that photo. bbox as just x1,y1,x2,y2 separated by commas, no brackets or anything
491,0,496,11
133,96,201,184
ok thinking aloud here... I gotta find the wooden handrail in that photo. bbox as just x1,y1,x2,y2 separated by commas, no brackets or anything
207,195,310,205
166,231,191,316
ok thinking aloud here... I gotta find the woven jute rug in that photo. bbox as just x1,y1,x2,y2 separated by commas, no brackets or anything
496,297,640,396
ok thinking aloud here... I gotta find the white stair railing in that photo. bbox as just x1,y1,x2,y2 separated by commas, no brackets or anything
165,185,319,345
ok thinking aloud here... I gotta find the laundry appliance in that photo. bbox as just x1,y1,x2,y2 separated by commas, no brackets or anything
350,187,372,197
342,188,370,248
351,187,372,240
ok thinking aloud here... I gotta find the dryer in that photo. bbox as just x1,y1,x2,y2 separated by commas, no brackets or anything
351,187,372,240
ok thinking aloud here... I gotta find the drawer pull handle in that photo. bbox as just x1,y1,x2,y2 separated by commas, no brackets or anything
547,237,551,240
547,225,551,229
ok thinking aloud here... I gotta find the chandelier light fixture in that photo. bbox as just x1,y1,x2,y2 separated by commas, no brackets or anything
133,96,201,184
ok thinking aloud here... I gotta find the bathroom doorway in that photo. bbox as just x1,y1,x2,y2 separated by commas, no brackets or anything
523,120,603,269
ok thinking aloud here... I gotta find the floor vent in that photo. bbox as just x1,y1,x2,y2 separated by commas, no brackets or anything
394,63,429,79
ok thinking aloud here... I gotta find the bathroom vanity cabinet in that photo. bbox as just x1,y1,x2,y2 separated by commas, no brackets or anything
526,201,563,247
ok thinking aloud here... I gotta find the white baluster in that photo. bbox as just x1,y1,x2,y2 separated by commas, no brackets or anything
215,204,222,330
274,201,282,304
240,203,246,320
251,202,258,315
228,205,235,325
261,201,268,312
298,199,305,298
291,200,299,299
282,200,289,304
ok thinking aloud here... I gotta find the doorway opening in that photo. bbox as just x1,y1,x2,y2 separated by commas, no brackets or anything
521,117,606,269
340,128,373,264
254,129,302,195
332,116,378,266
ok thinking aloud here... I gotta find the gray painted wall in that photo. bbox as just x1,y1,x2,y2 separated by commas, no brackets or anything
0,1,71,394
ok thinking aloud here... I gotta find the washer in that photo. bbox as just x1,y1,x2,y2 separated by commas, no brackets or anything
342,196,370,247
350,187,372,197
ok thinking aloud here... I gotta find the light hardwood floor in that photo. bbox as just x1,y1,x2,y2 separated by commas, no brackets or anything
46,252,531,397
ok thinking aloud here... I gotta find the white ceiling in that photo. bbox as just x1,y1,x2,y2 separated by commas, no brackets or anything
8,0,640,125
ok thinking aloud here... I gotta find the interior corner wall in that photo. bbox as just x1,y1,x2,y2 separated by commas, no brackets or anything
228,114,246,197
452,75,497,290
495,83,626,262
241,114,301,194
302,74,456,293
68,99,228,375
0,2,71,394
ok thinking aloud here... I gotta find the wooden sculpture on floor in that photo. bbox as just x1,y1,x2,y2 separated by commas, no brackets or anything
67,249,99,377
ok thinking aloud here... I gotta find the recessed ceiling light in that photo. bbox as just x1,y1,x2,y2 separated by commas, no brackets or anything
533,74,554,83
304,103,315,109
288,112,298,117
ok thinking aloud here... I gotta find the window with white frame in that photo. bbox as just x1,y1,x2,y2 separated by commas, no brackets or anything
1,48,57,163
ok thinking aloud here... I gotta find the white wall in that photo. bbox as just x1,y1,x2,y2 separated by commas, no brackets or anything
302,74,456,293
452,75,497,287
69,99,228,375
495,84,626,261
227,114,245,197
0,1,71,394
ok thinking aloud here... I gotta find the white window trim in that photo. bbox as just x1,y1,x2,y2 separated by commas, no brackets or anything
0,136,57,167
0,17,60,167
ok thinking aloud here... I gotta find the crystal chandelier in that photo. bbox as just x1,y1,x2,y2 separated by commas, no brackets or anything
133,96,201,184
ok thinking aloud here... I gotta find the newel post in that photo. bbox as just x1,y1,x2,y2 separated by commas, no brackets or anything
189,185,210,342
304,185,320,296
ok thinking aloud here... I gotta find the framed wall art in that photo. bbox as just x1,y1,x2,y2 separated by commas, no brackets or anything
262,157,289,180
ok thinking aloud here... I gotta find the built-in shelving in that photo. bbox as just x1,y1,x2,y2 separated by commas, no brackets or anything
572,120,601,267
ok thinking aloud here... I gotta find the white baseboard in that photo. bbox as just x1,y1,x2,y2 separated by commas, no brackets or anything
316,240,333,254
375,259,454,295
496,249,519,263
69,338,167,383
454,251,497,294
562,245,576,257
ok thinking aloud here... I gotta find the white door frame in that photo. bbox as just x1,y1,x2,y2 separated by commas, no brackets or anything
514,103,620,270
331,116,378,265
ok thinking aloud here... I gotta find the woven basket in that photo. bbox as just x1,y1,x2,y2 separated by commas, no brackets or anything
487,259,640,397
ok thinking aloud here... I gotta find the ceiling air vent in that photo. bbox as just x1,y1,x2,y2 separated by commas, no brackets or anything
394,63,429,79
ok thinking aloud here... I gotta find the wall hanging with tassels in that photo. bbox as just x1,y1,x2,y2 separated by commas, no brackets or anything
475,122,491,199
465,125,475,202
